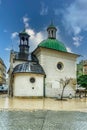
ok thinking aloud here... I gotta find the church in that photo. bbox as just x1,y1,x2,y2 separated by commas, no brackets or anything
8,23,79,97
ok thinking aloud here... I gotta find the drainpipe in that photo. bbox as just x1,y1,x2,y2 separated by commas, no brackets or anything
43,75,46,97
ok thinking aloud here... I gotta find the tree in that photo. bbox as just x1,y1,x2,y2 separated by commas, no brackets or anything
77,75,87,89
77,75,87,97
60,78,71,100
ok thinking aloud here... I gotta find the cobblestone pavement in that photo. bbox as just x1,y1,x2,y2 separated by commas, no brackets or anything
0,110,87,130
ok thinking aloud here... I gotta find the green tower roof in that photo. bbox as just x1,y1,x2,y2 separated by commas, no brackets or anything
47,23,57,31
38,38,67,52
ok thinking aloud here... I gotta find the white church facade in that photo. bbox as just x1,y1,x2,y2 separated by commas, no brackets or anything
8,24,79,97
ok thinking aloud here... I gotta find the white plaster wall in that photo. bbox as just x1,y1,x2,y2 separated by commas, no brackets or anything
35,48,77,97
13,73,44,97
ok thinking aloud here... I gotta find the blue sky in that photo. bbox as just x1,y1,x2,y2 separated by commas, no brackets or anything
0,0,87,69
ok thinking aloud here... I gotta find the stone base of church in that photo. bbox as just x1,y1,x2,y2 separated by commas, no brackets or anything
13,96,44,99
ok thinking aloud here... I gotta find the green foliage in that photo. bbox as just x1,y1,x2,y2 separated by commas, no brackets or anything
77,75,87,89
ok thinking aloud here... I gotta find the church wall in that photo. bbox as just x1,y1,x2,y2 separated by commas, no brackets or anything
13,73,44,97
35,48,77,97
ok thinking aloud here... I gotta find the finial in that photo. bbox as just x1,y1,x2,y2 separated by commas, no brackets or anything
23,28,26,33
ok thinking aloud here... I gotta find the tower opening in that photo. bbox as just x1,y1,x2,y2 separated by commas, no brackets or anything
18,29,30,60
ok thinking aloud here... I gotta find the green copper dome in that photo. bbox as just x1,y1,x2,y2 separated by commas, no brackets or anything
38,23,67,52
38,38,67,52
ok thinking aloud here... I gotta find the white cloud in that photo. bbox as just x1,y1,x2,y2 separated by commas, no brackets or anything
23,17,29,23
66,47,72,53
63,0,87,35
23,16,29,28
72,36,83,47
73,26,81,35
11,32,18,39
26,28,46,52
73,41,80,47
26,28,35,36
35,32,45,43
40,2,48,15
5,48,11,51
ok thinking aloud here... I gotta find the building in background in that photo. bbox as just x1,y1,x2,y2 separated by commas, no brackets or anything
8,24,79,98
0,58,6,86
77,60,87,78
83,60,87,75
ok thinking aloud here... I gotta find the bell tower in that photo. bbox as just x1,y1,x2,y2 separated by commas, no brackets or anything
47,22,57,39
18,29,30,60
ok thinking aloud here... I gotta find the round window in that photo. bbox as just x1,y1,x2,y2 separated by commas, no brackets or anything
30,77,35,83
57,62,63,70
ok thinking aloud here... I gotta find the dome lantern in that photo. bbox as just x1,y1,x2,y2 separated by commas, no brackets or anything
47,22,57,39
